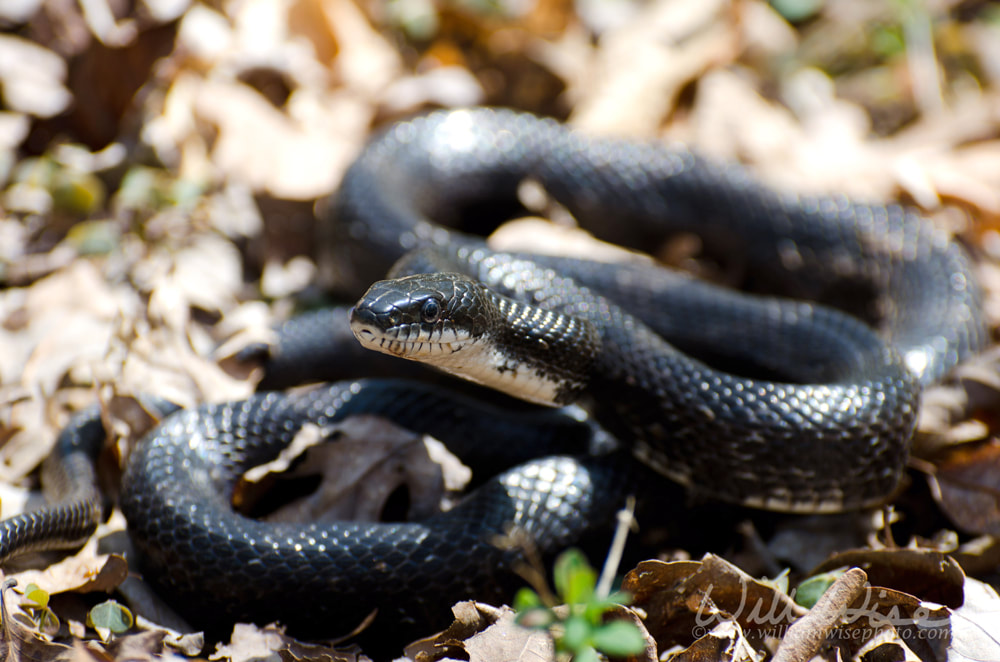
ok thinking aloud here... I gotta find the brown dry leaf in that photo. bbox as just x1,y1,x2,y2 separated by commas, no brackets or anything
145,233,243,325
623,555,804,655
260,256,317,300
914,381,987,449
680,64,1000,227
44,13,177,149
0,246,231,486
663,619,759,662
319,0,404,98
925,440,1000,536
568,0,734,135
489,217,653,265
13,259,128,391
100,629,171,661
67,639,108,662
414,602,654,661
191,77,370,199
459,609,551,662
684,67,885,199
133,617,204,657
925,142,1000,223
949,578,1000,662
377,66,485,117
245,415,468,523
408,602,550,662
0,580,73,662
210,622,367,662
0,34,71,118
810,548,965,609
765,513,881,574
121,234,255,406
10,553,128,598
831,585,950,662
950,536,1000,578
154,0,385,191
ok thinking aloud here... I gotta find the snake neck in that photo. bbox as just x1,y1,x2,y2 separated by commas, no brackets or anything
486,293,600,406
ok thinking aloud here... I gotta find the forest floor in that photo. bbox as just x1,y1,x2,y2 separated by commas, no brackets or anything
2,0,1000,660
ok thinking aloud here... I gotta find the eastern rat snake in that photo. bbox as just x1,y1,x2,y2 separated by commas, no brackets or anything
0,108,986,646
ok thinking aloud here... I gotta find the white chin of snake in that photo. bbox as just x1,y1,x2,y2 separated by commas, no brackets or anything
352,324,564,407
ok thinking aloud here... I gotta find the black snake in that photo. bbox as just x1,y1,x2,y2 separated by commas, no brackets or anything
0,108,986,648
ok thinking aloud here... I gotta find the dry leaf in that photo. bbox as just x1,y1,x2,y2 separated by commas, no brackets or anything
210,622,367,662
810,548,966,609
244,415,468,524
949,578,1000,662
0,35,71,117
925,440,1000,536
10,553,129,597
569,0,734,135
0,579,73,662
409,602,549,662
623,555,805,655
665,619,760,662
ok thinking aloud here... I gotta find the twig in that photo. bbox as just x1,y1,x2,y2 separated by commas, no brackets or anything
772,568,868,662
595,496,635,600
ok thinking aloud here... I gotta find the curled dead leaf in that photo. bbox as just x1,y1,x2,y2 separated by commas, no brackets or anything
0,578,73,662
238,415,468,525
10,553,128,597
623,554,804,655
810,548,965,609
211,622,367,662
926,440,1000,536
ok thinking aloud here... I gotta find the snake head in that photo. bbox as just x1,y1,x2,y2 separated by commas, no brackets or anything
351,271,598,407
350,272,493,360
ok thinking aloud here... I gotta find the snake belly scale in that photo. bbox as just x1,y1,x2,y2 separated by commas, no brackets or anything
0,108,986,644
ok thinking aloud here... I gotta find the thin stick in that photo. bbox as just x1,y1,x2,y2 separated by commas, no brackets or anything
772,568,868,662
596,496,636,599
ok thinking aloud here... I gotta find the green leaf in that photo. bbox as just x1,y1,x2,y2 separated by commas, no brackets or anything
66,220,121,255
86,600,134,633
514,587,543,611
36,607,60,636
571,644,600,662
561,614,591,653
769,0,823,22
795,570,845,608
554,549,596,605
22,584,48,609
604,590,632,606
51,170,105,216
590,620,647,656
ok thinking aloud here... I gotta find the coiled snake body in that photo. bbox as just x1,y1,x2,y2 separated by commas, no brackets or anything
0,109,986,644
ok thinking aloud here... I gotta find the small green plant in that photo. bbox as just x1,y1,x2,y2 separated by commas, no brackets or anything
87,599,134,641
513,548,646,662
20,583,60,634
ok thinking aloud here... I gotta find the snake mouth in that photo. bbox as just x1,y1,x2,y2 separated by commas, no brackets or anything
361,333,463,358
350,311,471,359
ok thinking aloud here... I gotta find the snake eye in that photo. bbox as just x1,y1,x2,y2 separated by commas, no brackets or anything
420,298,442,324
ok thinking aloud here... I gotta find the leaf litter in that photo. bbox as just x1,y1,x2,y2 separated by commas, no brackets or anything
2,0,1000,660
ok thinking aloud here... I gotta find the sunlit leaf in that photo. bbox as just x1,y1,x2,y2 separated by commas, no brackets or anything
87,600,134,634
590,620,646,656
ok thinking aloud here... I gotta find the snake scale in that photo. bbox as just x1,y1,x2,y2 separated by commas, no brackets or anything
0,108,986,647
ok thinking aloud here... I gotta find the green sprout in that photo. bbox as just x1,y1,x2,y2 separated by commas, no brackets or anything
514,548,646,662
20,583,60,634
